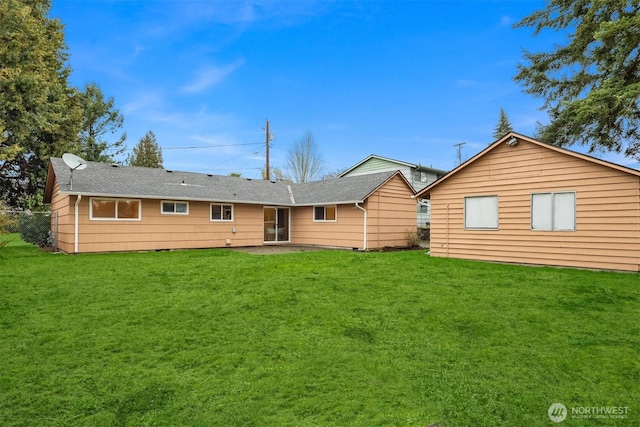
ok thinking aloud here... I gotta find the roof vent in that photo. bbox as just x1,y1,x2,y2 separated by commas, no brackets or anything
167,170,173,173
111,164,119,168
246,178,252,181
207,174,213,177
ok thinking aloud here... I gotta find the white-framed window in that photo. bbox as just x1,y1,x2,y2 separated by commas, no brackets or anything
314,205,337,222
90,197,141,220
161,201,189,215
531,191,576,231
211,203,233,221
464,195,498,229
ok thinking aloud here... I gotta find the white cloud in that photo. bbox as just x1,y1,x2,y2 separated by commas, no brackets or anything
498,15,513,27
182,59,246,94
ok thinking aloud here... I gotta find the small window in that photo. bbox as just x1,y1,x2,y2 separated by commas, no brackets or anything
531,192,576,231
314,205,337,222
464,196,498,229
162,201,189,215
90,198,141,220
211,203,233,221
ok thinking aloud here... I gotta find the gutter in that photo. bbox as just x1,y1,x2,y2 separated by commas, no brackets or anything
74,194,81,254
354,202,367,251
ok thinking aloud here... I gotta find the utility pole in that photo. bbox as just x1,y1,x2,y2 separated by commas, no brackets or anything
454,142,466,165
265,119,270,181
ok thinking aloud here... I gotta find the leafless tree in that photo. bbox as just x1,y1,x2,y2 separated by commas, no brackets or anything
286,130,323,183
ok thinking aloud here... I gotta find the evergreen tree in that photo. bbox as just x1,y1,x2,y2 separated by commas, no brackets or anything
77,82,126,162
493,108,514,140
127,131,163,168
127,131,162,168
0,0,81,209
515,0,640,158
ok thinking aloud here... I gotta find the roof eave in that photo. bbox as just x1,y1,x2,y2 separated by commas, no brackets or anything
415,131,640,199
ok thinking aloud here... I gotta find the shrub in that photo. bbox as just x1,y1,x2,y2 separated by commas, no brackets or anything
406,230,420,248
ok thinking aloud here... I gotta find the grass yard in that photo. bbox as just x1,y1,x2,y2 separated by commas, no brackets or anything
0,235,639,426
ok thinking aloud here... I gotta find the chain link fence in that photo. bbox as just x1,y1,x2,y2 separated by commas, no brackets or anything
0,211,57,251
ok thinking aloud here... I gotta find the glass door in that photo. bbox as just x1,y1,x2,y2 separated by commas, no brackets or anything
264,207,289,243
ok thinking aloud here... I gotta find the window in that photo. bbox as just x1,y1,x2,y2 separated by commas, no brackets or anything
464,196,498,229
90,198,141,220
161,201,189,215
531,192,576,231
211,203,233,221
314,205,337,222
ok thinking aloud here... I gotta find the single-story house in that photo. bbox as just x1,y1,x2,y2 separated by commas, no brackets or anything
44,158,417,253
416,132,640,272
339,154,447,226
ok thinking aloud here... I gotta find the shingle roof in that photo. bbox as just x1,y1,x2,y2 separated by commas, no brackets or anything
46,158,409,206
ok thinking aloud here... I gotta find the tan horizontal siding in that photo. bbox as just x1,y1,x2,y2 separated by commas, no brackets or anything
429,142,640,272
291,175,416,249
291,204,366,248
73,198,264,253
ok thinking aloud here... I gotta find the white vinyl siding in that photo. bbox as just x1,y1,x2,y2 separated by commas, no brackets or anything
464,196,498,229
531,192,576,231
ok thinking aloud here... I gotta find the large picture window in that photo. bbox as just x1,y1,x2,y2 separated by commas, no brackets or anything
211,203,233,221
90,198,141,220
464,196,498,229
531,192,576,231
314,205,337,222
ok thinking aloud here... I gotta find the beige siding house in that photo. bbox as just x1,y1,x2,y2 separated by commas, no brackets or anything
44,158,416,253
339,154,447,226
416,133,640,272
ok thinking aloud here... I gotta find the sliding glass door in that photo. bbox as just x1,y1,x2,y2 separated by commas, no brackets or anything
263,207,290,243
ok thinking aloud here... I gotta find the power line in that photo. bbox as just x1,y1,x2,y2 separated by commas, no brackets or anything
106,142,262,153
163,142,262,150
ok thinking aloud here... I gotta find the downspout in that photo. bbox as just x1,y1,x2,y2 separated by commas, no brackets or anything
355,203,367,251
74,194,81,254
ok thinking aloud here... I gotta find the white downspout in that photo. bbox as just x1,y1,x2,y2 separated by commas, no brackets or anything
355,203,367,251
74,194,81,254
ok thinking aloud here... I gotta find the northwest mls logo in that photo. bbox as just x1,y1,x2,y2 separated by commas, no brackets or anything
548,403,567,423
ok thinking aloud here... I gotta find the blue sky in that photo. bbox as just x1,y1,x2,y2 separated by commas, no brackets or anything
49,0,637,178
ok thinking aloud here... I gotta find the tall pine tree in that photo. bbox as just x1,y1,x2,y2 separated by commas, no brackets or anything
77,82,127,162
127,131,163,168
493,108,514,140
515,0,640,158
0,0,81,209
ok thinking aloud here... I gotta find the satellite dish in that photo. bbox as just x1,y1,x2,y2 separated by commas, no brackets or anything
62,153,87,190
62,153,88,171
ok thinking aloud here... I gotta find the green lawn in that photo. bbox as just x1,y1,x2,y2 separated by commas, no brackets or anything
1,236,638,426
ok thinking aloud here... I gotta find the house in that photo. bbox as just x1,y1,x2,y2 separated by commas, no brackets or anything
416,132,640,272
44,158,417,253
339,154,447,226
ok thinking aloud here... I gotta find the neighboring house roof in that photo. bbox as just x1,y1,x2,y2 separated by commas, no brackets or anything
45,158,414,206
338,154,447,177
416,132,640,199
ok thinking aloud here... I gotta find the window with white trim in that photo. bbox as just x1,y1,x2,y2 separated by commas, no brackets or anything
464,196,498,229
90,198,141,220
211,203,233,221
161,201,189,215
314,205,337,222
531,192,576,231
